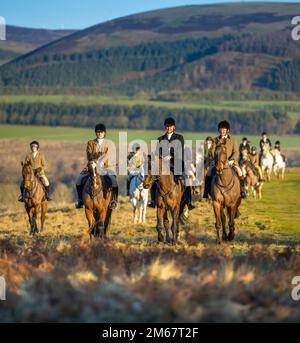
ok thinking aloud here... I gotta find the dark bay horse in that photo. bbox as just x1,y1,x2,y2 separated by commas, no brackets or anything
143,155,185,244
83,161,113,239
21,162,48,235
211,139,242,244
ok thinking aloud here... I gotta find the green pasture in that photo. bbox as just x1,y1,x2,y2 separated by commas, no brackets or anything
0,124,299,148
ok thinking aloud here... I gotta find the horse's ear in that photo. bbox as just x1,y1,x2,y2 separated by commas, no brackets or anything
21,161,24,167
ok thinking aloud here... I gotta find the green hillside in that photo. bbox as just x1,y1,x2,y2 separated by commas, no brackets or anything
1,3,300,93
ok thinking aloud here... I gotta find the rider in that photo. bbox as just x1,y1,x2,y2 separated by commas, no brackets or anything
259,132,272,163
75,123,118,210
274,140,287,163
203,120,247,199
148,117,195,211
19,141,51,202
239,137,251,163
249,146,264,182
127,143,145,196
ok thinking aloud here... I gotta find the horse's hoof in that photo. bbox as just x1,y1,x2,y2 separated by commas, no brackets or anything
158,233,164,242
228,233,235,241
216,239,222,245
222,234,227,241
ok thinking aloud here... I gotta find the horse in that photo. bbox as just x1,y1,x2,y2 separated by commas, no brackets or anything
211,139,242,244
143,155,185,244
83,161,113,239
240,160,263,200
21,162,48,236
260,145,273,182
129,172,149,224
272,149,286,180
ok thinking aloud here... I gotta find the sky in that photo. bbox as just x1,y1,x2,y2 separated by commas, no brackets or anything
0,0,299,30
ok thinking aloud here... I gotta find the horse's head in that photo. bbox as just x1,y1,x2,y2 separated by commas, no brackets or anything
242,149,249,160
214,139,228,174
262,144,270,155
88,160,99,189
21,162,34,190
143,154,159,189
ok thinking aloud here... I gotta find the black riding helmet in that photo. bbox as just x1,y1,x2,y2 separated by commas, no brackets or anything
95,123,106,133
275,140,281,145
242,137,248,142
218,120,230,131
206,136,213,142
30,141,40,149
164,117,176,127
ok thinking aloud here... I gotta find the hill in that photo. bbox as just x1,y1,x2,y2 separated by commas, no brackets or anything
0,2,300,94
0,25,77,65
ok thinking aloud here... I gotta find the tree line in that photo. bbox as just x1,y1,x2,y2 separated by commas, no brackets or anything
0,102,293,135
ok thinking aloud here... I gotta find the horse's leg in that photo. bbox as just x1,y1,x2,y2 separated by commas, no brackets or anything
104,208,112,238
142,199,147,224
220,207,227,241
40,201,48,233
138,203,143,224
156,205,165,243
98,207,106,239
163,210,171,244
85,207,94,238
213,201,222,244
133,206,137,225
27,207,34,235
228,206,237,241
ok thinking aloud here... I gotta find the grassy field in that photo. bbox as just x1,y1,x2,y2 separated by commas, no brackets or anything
0,124,300,148
0,168,300,322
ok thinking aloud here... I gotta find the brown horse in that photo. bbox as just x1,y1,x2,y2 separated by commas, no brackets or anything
83,161,113,239
211,139,242,244
143,155,185,244
240,160,263,200
21,162,48,235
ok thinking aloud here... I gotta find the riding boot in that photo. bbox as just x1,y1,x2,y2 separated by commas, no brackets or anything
148,182,157,208
185,186,196,210
126,179,130,196
18,184,25,202
75,184,84,209
239,176,247,199
203,175,212,199
110,186,118,210
45,186,52,201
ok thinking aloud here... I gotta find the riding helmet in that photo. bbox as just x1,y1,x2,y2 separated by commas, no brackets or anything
218,120,230,131
275,140,280,145
95,123,106,133
206,136,213,142
164,117,176,126
242,137,248,142
251,146,257,151
30,141,40,148
262,131,267,136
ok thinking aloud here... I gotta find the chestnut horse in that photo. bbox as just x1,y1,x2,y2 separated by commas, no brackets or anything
211,139,242,244
21,162,48,236
83,161,113,239
143,155,185,244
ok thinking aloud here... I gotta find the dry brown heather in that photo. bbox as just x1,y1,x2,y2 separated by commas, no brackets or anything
0,140,300,322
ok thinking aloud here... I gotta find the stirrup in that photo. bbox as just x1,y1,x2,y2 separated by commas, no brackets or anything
18,196,24,203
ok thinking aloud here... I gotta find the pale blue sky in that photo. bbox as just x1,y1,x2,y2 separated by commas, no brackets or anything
0,0,298,29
